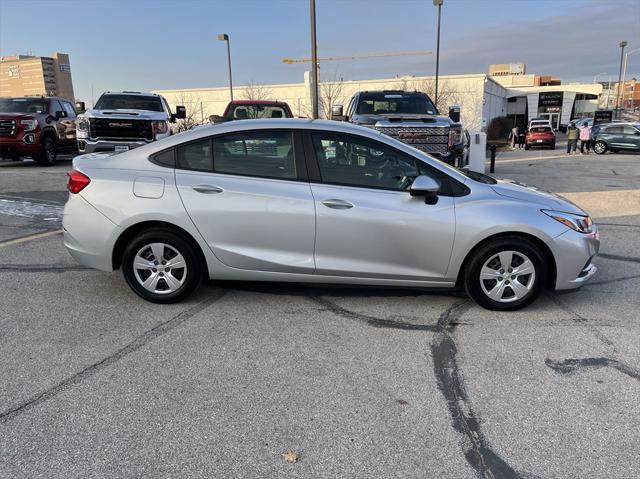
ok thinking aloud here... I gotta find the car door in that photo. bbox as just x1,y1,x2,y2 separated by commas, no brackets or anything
306,131,457,281
621,125,640,150
605,125,624,148
175,129,316,273
61,101,77,146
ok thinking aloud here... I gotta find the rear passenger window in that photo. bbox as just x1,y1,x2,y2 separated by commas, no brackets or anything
213,131,295,179
177,139,212,171
152,148,175,167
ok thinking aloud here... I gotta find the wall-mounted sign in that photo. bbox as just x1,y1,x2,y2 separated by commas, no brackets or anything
59,64,71,72
593,110,613,125
538,92,563,107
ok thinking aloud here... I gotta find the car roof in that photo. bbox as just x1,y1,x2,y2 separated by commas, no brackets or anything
228,100,289,106
101,91,160,97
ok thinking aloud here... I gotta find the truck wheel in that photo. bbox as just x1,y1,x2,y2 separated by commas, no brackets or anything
34,136,57,166
593,141,607,155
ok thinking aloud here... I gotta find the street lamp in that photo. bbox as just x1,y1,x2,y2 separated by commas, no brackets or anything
309,0,319,119
616,41,627,114
218,33,233,102
593,72,607,84
621,47,640,108
433,0,443,109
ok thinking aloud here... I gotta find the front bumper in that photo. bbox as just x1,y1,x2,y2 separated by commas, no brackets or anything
553,225,600,290
0,133,41,156
78,138,151,154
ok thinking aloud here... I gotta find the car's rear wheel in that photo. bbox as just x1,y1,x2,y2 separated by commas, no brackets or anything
122,229,202,303
464,237,547,311
593,141,607,155
524,144,530,150
550,142,556,150
34,135,57,166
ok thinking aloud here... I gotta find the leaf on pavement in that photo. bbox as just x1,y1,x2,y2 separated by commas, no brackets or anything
282,450,300,463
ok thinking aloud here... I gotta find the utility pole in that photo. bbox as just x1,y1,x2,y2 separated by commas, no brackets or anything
218,33,234,102
310,0,319,119
433,0,443,110
616,41,627,114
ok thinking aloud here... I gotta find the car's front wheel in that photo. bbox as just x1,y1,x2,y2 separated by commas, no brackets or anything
464,237,547,311
593,141,607,155
34,136,57,166
122,229,202,303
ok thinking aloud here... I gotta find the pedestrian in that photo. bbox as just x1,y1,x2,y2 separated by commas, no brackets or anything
518,125,526,149
509,125,518,149
566,122,579,154
579,123,591,154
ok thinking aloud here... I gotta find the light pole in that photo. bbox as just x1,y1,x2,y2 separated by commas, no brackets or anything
309,0,319,119
218,33,233,102
621,48,640,108
616,41,627,113
593,72,607,84
433,0,443,110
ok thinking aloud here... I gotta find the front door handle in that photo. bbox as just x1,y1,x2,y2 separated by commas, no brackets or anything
322,199,354,209
193,185,223,194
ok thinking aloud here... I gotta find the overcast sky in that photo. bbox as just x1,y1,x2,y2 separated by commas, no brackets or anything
1,0,639,102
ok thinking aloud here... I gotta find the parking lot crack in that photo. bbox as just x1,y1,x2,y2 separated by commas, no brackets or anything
597,253,640,264
431,301,526,479
545,358,640,381
0,289,227,424
0,264,90,273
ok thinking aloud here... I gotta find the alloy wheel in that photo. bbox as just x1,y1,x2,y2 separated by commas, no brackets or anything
479,250,536,303
593,141,606,154
132,242,187,294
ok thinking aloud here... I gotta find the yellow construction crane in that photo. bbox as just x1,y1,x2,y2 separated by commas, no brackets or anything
282,51,432,64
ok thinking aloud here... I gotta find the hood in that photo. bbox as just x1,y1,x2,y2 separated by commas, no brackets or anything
81,109,168,120
491,178,587,215
0,112,36,119
353,113,450,126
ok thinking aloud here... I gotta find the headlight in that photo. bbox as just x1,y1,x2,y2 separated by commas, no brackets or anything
152,120,168,135
448,127,463,147
542,210,593,234
76,117,90,131
20,119,37,132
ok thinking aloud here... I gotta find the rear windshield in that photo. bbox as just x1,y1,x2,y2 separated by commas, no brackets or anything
357,92,438,115
228,104,289,119
94,94,163,112
530,127,552,132
0,98,48,113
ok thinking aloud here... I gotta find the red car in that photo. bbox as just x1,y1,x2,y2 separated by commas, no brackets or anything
525,126,555,150
216,100,294,122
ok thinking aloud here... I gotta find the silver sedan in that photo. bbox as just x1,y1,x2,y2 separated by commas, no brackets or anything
63,119,599,310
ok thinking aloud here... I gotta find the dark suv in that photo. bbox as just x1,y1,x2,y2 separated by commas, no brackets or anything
591,122,640,154
0,96,77,165
332,90,464,165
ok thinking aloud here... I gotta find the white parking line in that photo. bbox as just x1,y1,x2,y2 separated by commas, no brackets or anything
0,229,62,248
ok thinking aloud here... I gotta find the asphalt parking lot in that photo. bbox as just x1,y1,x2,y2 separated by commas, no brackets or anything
1,149,638,478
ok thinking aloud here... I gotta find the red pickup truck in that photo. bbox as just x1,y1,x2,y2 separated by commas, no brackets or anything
212,100,294,122
0,96,78,165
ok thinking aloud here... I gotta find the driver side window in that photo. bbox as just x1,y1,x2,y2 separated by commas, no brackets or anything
311,132,438,191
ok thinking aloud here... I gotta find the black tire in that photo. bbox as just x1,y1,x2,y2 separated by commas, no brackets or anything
34,135,57,166
464,236,547,311
524,144,530,150
122,228,202,303
550,143,555,150
593,141,607,155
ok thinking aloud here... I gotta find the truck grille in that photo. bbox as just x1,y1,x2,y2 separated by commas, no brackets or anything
375,126,450,155
89,118,153,141
0,119,16,137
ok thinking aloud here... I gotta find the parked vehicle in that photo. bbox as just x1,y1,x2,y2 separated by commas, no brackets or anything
525,126,556,150
528,118,552,130
331,90,464,166
76,91,186,154
0,96,77,165
211,100,294,123
572,117,593,128
63,119,599,311
592,122,640,154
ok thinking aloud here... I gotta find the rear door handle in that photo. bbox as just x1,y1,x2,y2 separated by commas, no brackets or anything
192,185,223,194
322,199,354,209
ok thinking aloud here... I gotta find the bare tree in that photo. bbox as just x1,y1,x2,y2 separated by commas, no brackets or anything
412,77,457,112
241,81,274,102
170,93,203,132
318,71,346,119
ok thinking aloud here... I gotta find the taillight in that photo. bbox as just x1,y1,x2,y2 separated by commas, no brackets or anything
67,170,91,194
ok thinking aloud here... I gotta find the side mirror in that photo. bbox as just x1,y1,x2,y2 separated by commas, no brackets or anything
331,104,347,121
55,110,67,120
75,101,86,114
410,175,440,204
175,105,186,119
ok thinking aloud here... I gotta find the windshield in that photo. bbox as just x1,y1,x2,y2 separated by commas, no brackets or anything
94,94,163,112
229,104,288,119
357,93,438,115
0,98,48,114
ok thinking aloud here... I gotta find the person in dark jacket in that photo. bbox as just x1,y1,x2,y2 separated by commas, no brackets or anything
566,122,579,154
517,125,526,149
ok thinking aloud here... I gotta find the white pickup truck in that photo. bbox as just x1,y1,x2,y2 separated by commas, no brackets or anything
75,91,185,154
